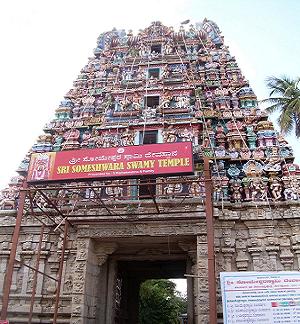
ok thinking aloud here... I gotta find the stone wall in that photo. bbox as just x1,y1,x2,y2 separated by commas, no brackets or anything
0,201,299,323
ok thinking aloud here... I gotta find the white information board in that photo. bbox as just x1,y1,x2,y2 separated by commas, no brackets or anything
220,272,300,324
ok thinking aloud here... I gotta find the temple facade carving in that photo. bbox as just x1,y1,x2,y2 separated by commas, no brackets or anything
0,19,299,323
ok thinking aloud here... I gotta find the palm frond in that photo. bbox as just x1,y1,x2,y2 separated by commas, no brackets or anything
277,112,294,135
295,113,300,138
288,97,300,113
266,76,297,96
264,75,300,136
265,103,283,114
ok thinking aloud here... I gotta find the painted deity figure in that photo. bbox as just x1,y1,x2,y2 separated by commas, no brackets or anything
72,102,82,119
131,94,141,111
91,133,103,148
0,187,17,210
250,178,268,201
283,178,299,200
269,177,282,200
253,147,265,160
102,132,117,148
120,96,133,111
264,147,282,173
63,129,80,141
139,43,149,58
142,106,156,119
214,87,230,110
114,98,124,112
81,131,92,148
291,178,300,199
62,129,80,150
122,69,132,81
53,132,64,151
189,180,204,197
105,181,124,198
121,130,135,146
159,92,172,109
240,148,251,159
30,154,51,181
202,136,211,148
229,178,243,202
161,65,171,79
214,146,226,158
179,128,193,142
215,123,226,147
164,182,183,198
213,179,223,202
175,95,189,109
162,127,177,143
164,41,173,55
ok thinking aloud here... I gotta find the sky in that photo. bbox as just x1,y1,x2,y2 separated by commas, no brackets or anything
0,0,299,294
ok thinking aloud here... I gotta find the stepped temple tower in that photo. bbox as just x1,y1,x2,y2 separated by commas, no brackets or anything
0,20,300,323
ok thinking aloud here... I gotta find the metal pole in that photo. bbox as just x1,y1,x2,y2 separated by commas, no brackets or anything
0,182,27,320
203,157,217,324
28,224,45,324
53,220,69,324
15,258,57,281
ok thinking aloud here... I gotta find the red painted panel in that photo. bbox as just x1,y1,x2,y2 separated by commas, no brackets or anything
27,142,194,182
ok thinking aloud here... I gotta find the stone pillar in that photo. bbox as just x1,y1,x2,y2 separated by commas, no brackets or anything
266,245,280,270
19,250,48,317
291,233,300,270
70,237,94,324
235,250,250,271
70,238,117,324
235,231,250,271
290,220,300,270
36,252,48,295
219,224,236,272
47,256,59,294
221,248,235,272
186,258,194,324
61,253,68,295
11,262,21,292
293,245,300,270
20,252,33,294
179,242,196,323
97,260,109,323
95,244,118,324
106,259,118,324
195,235,209,324
279,237,294,270
0,250,10,292
248,247,263,271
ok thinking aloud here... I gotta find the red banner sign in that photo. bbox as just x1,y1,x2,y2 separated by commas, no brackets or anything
27,142,194,182
0,321,9,324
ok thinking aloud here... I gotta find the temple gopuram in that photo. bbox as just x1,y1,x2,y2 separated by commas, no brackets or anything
1,20,300,324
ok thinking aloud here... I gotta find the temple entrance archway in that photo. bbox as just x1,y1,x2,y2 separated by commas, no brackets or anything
117,260,187,323
95,236,196,324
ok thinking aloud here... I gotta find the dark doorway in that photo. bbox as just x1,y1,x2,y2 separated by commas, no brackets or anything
148,68,160,79
144,96,159,109
140,130,158,145
150,44,162,54
116,260,187,324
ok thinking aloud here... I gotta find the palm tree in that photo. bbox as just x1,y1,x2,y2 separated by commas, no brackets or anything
262,76,300,137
